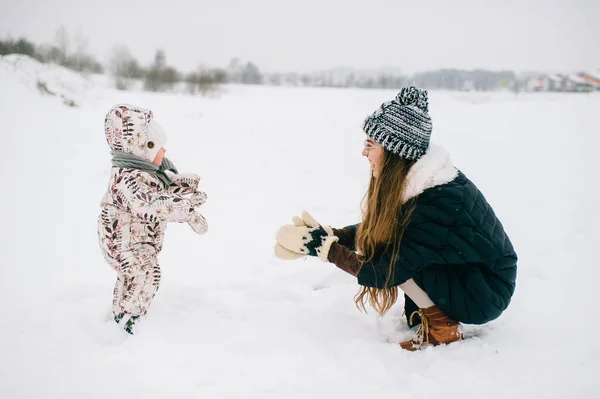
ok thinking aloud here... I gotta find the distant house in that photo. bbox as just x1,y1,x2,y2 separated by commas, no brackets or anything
561,74,595,92
579,71,600,91
527,75,558,91
547,74,565,91
527,75,550,91
526,73,596,93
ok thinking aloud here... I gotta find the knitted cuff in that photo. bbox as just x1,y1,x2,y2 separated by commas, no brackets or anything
318,235,339,262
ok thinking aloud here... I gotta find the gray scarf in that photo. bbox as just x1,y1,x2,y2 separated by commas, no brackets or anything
111,151,178,188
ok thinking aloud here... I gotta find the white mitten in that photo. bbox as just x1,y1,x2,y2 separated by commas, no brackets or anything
298,211,334,236
274,215,308,260
274,243,305,260
189,191,207,208
188,211,208,235
276,211,338,262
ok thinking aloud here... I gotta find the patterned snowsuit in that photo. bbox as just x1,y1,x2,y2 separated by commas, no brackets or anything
98,104,206,318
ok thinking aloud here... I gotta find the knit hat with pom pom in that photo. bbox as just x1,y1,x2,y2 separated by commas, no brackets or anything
362,86,432,161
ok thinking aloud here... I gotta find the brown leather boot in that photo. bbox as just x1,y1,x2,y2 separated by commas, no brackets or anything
400,305,463,351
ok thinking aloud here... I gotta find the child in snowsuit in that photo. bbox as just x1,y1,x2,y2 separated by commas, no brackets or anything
98,104,208,334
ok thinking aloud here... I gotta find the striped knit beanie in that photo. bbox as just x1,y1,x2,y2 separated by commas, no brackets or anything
362,86,432,161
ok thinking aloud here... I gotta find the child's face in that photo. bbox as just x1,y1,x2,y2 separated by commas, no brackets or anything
153,147,166,166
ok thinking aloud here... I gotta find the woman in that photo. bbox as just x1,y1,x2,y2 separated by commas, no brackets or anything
275,87,518,351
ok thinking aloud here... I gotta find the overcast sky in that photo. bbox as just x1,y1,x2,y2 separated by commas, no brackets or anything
1,0,598,73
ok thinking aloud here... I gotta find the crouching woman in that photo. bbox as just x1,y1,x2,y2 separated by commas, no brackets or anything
275,87,517,350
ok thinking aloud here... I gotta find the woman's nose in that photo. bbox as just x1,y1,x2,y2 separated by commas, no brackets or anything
362,148,367,157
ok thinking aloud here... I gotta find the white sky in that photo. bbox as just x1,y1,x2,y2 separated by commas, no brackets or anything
1,0,598,73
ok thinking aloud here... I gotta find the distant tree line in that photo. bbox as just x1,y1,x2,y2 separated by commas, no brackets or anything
2,28,522,93
0,27,103,73
411,69,517,91
262,68,519,92
109,48,227,94
0,27,228,95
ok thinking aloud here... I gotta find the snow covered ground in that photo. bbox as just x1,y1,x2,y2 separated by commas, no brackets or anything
1,55,599,398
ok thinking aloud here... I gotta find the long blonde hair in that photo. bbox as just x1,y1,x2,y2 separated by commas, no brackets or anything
354,150,416,316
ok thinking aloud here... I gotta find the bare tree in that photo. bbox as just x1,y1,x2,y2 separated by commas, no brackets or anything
54,25,70,66
144,50,181,92
186,67,227,95
70,28,89,71
109,45,144,90
241,62,262,84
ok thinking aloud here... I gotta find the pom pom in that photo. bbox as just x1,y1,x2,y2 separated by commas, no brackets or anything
396,86,429,112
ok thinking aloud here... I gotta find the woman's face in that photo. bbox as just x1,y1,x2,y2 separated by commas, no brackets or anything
362,137,384,178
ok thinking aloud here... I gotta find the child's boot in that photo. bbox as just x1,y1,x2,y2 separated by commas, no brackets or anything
400,305,462,351
114,312,140,335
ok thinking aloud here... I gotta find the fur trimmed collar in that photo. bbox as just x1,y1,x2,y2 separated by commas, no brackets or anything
402,144,458,203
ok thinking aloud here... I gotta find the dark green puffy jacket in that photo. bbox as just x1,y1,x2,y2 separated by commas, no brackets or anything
349,171,517,325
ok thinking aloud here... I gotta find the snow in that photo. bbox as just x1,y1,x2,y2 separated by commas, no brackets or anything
1,55,599,398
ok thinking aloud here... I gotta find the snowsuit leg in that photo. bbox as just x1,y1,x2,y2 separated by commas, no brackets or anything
112,245,161,317
112,274,125,316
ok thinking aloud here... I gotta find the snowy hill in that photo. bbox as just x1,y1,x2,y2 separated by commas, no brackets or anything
0,54,104,107
1,56,599,399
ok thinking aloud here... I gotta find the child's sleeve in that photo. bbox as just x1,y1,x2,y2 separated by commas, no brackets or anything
167,172,201,195
113,169,194,223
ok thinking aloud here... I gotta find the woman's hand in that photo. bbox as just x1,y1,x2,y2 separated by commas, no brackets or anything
274,214,309,260
275,211,338,262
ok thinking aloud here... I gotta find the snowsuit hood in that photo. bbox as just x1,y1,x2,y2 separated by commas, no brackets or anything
104,104,168,162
